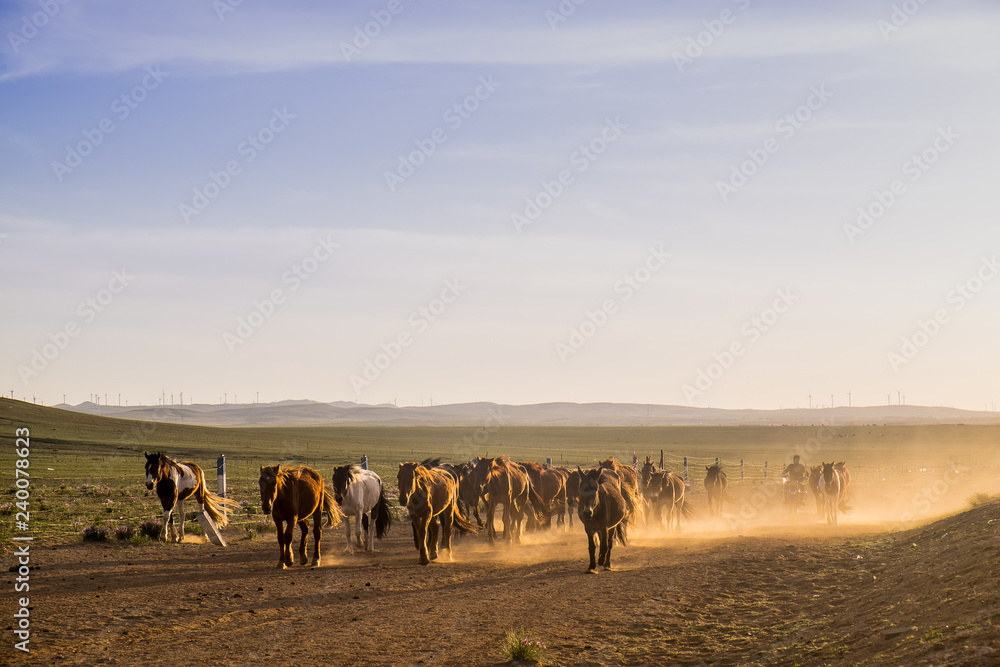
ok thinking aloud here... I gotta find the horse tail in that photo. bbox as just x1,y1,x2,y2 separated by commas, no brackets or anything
201,488,232,528
452,503,480,534
323,490,344,527
838,498,853,514
527,482,549,523
680,495,695,520
374,484,393,539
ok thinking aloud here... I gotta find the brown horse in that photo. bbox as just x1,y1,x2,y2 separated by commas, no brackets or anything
259,465,342,569
834,461,852,503
577,467,632,573
808,465,823,514
600,457,644,523
476,456,547,545
518,461,568,529
565,468,582,527
646,470,691,531
704,464,728,517
144,452,232,543
406,466,479,565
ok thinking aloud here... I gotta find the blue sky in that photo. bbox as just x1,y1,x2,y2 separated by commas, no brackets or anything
2,0,999,410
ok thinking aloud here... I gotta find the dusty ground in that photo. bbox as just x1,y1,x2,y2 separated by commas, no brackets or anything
5,497,1000,667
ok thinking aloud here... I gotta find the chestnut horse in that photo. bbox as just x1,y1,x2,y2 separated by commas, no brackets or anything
476,456,548,545
577,467,633,573
406,466,479,565
144,452,231,543
704,464,728,517
259,465,343,569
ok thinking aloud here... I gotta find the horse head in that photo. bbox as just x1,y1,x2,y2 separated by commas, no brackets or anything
820,462,839,492
144,451,165,490
331,465,356,504
259,464,281,515
577,467,602,520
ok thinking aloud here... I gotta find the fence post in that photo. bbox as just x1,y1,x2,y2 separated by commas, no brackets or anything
545,457,552,467
217,454,227,517
764,461,768,484
659,449,663,469
740,459,744,484
360,455,369,471
683,456,688,486
715,456,719,467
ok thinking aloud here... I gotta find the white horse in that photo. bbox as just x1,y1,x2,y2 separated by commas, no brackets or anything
819,462,842,526
331,465,392,553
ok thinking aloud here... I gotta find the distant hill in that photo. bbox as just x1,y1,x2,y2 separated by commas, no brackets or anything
54,400,1000,428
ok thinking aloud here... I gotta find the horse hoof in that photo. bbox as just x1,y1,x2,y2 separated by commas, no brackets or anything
586,568,598,574
277,563,288,570
602,565,613,571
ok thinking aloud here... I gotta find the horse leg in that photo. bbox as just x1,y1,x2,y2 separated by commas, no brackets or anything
416,518,430,566
176,498,186,542
274,519,287,569
354,511,363,549
365,510,375,553
161,506,173,542
441,509,454,562
486,500,497,545
601,528,613,571
343,512,354,554
311,513,322,567
297,520,309,565
586,528,598,573
428,518,440,562
281,520,296,568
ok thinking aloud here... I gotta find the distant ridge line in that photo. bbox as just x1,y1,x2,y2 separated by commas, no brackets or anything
52,400,1000,428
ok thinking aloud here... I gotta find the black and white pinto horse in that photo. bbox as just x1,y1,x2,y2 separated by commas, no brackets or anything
331,465,392,554
144,452,230,542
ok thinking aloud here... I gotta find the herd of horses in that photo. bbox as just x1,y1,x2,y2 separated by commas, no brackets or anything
141,451,853,573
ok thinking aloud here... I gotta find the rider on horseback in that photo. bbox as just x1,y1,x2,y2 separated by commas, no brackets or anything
781,455,807,511
781,455,807,483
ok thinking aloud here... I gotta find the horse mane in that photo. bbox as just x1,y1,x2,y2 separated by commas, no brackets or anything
418,457,442,469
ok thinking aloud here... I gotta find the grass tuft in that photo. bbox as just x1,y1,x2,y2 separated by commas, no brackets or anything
502,628,546,664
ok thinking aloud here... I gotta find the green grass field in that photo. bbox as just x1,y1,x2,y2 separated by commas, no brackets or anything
2,397,998,542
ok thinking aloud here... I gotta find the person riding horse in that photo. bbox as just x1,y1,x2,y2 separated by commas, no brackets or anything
782,455,807,483
781,455,807,511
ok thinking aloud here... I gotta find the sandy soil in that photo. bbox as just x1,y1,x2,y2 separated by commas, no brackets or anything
5,498,1000,667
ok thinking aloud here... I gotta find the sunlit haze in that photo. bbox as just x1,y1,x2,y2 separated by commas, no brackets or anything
2,0,999,410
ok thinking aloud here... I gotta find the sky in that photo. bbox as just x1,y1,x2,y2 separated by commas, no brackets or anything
1,0,999,411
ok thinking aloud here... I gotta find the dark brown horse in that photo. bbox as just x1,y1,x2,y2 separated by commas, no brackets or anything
808,465,823,514
259,465,343,569
704,464,728,517
518,461,568,529
144,452,231,543
565,468,582,527
476,456,547,545
818,462,842,525
577,467,632,573
646,470,691,531
406,466,479,565
600,457,644,523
